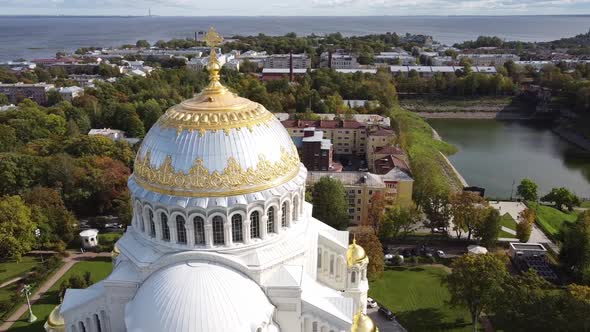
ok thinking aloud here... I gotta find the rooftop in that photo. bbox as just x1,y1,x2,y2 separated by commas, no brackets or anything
282,119,366,129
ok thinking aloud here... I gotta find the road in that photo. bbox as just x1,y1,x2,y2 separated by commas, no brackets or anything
367,307,407,332
0,251,111,332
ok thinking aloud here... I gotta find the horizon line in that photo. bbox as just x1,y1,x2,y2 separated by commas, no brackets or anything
2,14,590,18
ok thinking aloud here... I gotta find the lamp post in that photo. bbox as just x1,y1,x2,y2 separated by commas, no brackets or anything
21,284,37,323
34,228,43,263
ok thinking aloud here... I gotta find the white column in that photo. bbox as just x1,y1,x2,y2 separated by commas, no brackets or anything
225,221,233,247
261,215,268,239
205,224,213,248
186,221,195,247
243,218,251,244
276,209,283,234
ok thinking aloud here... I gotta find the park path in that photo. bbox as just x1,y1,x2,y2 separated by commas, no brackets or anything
0,277,25,290
0,251,111,332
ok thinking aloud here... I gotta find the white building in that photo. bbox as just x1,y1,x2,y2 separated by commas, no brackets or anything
88,128,126,141
59,86,84,101
79,229,99,249
264,54,311,69
457,53,520,66
51,41,377,332
320,53,360,69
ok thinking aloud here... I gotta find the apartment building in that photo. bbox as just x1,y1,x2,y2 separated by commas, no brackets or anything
264,54,311,69
298,127,333,171
0,82,55,105
457,53,520,66
319,52,360,69
307,169,413,225
281,119,367,155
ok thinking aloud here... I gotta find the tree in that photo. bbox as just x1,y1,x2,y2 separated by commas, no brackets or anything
23,186,76,246
474,208,500,248
351,227,384,281
0,125,18,152
517,178,539,202
542,187,581,211
312,177,349,230
46,90,63,106
450,191,487,240
136,39,151,48
446,254,508,332
422,193,452,233
0,195,36,261
0,93,8,105
364,191,386,234
559,211,590,283
516,208,535,243
380,203,420,239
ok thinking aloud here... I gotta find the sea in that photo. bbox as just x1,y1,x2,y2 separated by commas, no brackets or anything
1,15,590,61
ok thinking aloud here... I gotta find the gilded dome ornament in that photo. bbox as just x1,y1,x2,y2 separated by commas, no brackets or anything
347,237,369,267
351,308,379,332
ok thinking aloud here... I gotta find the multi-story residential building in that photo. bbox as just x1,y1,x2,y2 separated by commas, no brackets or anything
390,65,497,78
319,52,360,69
297,127,333,171
374,52,416,65
261,68,307,81
457,53,520,66
0,82,55,105
275,113,391,128
0,61,36,70
264,54,311,69
366,128,395,169
59,86,84,101
307,169,413,225
281,119,367,155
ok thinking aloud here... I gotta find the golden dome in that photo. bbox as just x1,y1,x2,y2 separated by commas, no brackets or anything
347,238,368,267
351,310,379,332
46,304,65,328
112,243,120,257
131,27,300,198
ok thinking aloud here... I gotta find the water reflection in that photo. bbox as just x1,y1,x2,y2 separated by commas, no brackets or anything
428,119,590,198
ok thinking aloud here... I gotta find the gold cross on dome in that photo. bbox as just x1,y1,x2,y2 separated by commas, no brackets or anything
204,27,223,47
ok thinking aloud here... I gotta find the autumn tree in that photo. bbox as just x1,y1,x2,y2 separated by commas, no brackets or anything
422,192,452,233
0,195,36,260
364,191,386,234
516,208,536,243
312,177,349,230
351,227,384,281
447,254,508,332
517,178,539,202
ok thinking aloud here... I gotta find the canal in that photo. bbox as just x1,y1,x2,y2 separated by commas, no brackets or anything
428,119,590,199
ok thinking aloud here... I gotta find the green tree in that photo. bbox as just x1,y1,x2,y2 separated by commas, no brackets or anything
474,208,501,248
312,177,349,230
136,39,151,48
0,195,36,261
137,99,163,131
422,192,452,233
516,219,533,243
24,186,77,246
351,227,384,281
542,187,581,211
450,191,487,240
0,93,9,105
559,211,590,283
517,178,539,202
380,203,421,239
0,125,17,152
46,90,63,106
447,254,508,332
364,191,386,234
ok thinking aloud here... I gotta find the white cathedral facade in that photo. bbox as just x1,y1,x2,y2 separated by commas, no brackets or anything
46,28,378,332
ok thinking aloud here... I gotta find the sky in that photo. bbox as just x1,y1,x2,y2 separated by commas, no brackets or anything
1,0,590,16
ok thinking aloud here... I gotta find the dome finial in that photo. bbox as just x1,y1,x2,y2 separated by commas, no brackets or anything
204,27,227,94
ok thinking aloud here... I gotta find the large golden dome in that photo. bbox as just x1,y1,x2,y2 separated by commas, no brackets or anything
132,28,300,198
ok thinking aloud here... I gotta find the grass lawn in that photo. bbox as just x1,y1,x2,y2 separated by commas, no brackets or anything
528,202,579,237
369,265,473,332
498,213,518,238
581,201,590,208
8,257,112,332
0,256,42,285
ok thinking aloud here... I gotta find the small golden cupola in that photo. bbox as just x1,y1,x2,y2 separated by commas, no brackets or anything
351,309,379,332
347,238,369,267
131,27,300,198
44,304,65,332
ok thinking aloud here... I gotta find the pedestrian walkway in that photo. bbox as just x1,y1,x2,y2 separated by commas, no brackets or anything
0,251,111,331
0,276,25,289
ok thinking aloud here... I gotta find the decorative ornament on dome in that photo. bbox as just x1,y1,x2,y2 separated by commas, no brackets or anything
203,27,226,94
351,308,379,332
347,237,368,267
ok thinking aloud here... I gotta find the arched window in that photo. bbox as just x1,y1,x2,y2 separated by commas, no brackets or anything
212,216,224,245
281,202,287,227
138,206,145,232
351,271,357,283
250,211,260,239
231,214,243,243
161,213,170,241
312,321,318,332
149,210,156,238
267,207,275,234
293,198,299,221
193,216,205,245
176,216,187,244
78,321,87,332
93,314,102,332
317,248,322,268
330,255,335,275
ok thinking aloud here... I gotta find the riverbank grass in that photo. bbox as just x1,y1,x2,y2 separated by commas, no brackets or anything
369,265,472,332
8,257,112,332
528,202,579,237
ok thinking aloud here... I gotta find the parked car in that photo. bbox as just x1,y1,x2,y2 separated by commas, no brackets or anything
436,250,446,258
378,306,395,321
367,297,378,309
